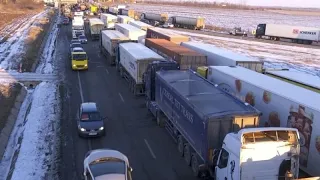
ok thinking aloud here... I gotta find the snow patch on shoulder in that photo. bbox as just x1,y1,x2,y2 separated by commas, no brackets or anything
10,82,60,180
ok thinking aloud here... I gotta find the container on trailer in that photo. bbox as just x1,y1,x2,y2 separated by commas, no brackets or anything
129,21,153,31
206,65,320,177
117,15,134,24
146,27,189,44
154,70,260,167
100,13,117,28
171,16,205,29
108,7,118,14
263,24,320,41
89,18,105,39
115,24,146,41
118,8,135,18
141,12,168,22
101,30,129,56
119,42,165,84
181,41,263,73
145,38,207,70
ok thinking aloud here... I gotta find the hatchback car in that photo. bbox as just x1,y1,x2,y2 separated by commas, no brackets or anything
78,35,88,44
84,149,133,180
71,39,80,44
77,102,105,137
72,47,84,52
70,42,82,52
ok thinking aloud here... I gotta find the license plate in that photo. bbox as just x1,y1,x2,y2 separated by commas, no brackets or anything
89,132,97,135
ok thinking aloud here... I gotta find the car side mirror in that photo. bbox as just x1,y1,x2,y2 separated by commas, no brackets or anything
129,167,133,172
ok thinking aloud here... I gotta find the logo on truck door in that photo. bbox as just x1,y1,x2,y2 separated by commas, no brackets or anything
293,29,299,34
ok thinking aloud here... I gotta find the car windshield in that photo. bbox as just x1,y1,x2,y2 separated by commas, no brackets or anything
89,159,126,177
79,36,86,39
81,112,100,121
73,54,87,61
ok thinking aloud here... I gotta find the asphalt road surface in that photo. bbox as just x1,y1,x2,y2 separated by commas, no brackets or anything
57,22,198,180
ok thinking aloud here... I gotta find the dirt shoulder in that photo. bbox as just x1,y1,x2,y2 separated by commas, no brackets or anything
0,83,22,132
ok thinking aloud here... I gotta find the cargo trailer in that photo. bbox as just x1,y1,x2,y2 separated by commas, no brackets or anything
100,13,117,28
265,69,320,93
115,24,146,41
144,68,262,177
117,15,134,24
180,41,263,73
255,24,320,45
205,66,320,177
146,27,189,44
100,30,130,65
145,38,207,70
129,21,153,31
140,12,168,26
118,8,135,18
88,18,105,40
170,16,205,30
117,42,165,95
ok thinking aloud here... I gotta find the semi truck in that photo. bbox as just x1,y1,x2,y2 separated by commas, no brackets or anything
108,7,118,15
118,9,135,18
100,30,129,65
117,15,134,24
100,13,117,28
140,13,168,26
169,16,205,30
145,38,207,70
116,42,166,96
144,67,304,178
264,69,320,93
88,18,105,40
201,66,320,177
129,21,153,31
180,41,263,73
254,24,320,45
115,24,146,41
72,17,84,38
146,27,189,44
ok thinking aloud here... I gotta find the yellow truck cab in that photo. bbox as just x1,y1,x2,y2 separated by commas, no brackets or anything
71,51,88,70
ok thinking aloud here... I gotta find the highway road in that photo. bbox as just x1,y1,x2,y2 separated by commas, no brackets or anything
57,22,198,180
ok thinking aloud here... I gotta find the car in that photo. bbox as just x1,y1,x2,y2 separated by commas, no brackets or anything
229,27,247,37
63,18,69,25
84,149,133,180
161,22,174,28
70,42,82,52
77,102,105,137
72,47,84,52
78,35,88,44
71,39,80,44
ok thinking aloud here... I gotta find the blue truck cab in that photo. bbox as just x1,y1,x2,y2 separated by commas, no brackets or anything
145,69,261,178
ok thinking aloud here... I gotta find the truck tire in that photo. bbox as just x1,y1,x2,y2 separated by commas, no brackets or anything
177,135,184,157
191,154,200,177
184,144,191,165
156,115,165,128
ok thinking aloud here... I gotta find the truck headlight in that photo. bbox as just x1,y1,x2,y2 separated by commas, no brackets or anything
80,128,86,131
99,127,104,130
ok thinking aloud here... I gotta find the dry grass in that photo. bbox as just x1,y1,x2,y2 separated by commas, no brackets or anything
0,83,22,131
266,9,320,16
21,9,55,72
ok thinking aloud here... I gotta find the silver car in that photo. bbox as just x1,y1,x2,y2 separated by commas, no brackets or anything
83,149,133,180
77,102,106,137
78,35,88,44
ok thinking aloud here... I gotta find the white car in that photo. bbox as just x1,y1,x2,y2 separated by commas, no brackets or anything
84,149,133,180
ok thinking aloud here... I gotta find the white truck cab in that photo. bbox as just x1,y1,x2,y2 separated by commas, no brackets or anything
215,127,300,180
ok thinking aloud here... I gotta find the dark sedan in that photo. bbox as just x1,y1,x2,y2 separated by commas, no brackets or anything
78,35,88,44
77,102,106,137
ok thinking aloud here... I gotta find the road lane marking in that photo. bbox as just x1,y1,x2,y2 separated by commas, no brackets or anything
118,93,124,102
105,69,109,74
144,139,156,159
77,71,84,103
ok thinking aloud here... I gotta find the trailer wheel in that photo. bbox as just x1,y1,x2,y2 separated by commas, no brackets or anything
184,144,191,166
191,154,200,177
156,115,165,128
177,135,184,156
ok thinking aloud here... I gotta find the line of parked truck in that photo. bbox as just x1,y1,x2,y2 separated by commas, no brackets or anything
92,10,320,179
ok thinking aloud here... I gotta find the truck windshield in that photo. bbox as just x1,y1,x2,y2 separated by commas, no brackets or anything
242,130,298,145
73,54,87,60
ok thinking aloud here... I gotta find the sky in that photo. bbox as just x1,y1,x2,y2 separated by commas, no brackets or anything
161,0,320,8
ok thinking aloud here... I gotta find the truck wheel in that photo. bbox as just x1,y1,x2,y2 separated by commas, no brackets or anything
177,135,184,157
184,144,191,166
191,154,200,177
156,115,164,128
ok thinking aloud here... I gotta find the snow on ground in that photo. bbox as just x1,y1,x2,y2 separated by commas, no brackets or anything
36,13,60,74
0,82,60,180
169,29,320,77
129,4,320,31
0,10,47,71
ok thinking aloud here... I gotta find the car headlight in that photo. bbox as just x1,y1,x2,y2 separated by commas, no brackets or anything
80,128,86,131
73,64,76,67
84,64,87,66
99,127,104,130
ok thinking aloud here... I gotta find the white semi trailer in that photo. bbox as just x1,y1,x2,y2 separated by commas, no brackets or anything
115,24,146,41
255,24,320,45
100,13,117,28
202,65,320,177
